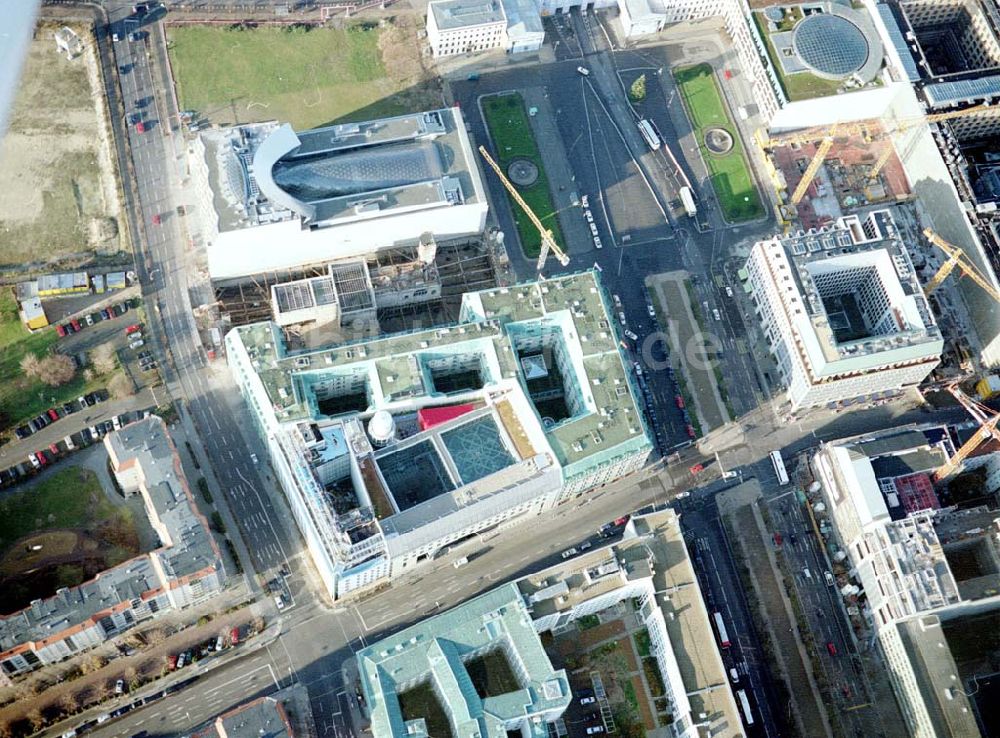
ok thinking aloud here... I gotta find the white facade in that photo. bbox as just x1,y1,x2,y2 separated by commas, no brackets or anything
427,0,507,56
746,213,942,411
227,273,652,601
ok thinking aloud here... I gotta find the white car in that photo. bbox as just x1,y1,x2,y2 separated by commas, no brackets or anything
586,727,605,735
577,66,590,76
129,338,145,349
712,308,721,322
725,286,734,297
561,548,578,559
613,294,622,307
624,329,638,341
593,236,602,249
112,415,122,430
618,311,626,326
579,696,597,705
589,222,599,237
584,210,594,223
581,194,589,208
647,304,656,318
28,454,41,469
250,453,258,464
274,594,285,610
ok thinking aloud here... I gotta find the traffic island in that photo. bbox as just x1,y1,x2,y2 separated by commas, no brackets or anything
480,92,566,259
673,63,763,223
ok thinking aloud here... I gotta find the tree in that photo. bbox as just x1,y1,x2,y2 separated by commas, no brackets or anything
59,691,80,716
125,666,140,691
81,653,106,675
629,73,647,102
109,371,136,400
91,344,118,375
19,353,40,377
35,355,76,387
26,708,44,732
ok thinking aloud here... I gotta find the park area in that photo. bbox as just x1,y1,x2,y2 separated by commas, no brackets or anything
673,64,763,223
0,466,152,615
166,19,443,130
0,23,126,271
480,93,565,258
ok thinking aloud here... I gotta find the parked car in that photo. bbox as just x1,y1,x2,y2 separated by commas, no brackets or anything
62,402,76,415
47,408,60,422
112,415,123,431
274,594,285,610
686,424,696,439
579,696,596,706
84,314,94,326
70,318,82,332
28,454,40,470
560,548,578,559
125,323,142,335
826,642,837,657
35,451,48,466
129,338,145,350
48,443,60,457
151,213,161,225
14,425,31,440
675,395,685,409
55,324,67,338
586,726,605,735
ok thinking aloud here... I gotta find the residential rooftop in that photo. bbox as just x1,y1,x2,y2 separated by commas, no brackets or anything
0,417,221,657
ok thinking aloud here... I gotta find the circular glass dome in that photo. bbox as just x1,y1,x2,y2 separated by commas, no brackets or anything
792,14,869,79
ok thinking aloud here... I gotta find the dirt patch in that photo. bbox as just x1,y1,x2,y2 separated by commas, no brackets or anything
0,22,126,270
577,619,626,649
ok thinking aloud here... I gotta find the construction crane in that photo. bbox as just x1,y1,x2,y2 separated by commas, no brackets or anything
790,131,836,205
933,382,1000,481
759,104,996,207
922,228,1000,303
477,145,569,271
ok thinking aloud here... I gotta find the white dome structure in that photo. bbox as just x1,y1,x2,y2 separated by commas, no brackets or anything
368,410,396,447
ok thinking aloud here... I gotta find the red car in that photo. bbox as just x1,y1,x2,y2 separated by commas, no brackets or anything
70,319,82,332
826,642,837,657
46,408,60,422
167,654,178,671
48,443,60,457
55,324,67,337
135,120,145,133
613,515,630,527
230,627,240,645
675,395,685,409
35,451,48,466
125,323,142,335
151,214,161,225
773,532,783,547
686,424,696,439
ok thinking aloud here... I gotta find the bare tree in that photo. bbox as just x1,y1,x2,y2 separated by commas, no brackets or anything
145,627,166,646
0,717,13,738
91,343,118,375
125,666,140,691
26,708,44,732
80,653,106,675
108,372,136,400
35,355,76,387
19,353,40,377
59,691,79,716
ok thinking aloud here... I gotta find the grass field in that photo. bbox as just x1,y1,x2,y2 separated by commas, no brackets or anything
673,64,763,223
0,291,102,432
0,467,146,613
167,21,442,130
0,24,124,269
481,93,565,258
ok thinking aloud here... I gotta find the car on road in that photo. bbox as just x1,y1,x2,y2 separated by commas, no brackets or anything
560,548,578,559
647,303,656,318
729,667,740,683
577,66,590,76
250,453,258,464
726,286,734,297
452,556,469,568
135,120,145,134
579,541,592,551
826,641,837,656
151,213,161,225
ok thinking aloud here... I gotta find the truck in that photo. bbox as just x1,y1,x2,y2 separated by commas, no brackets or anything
679,186,698,217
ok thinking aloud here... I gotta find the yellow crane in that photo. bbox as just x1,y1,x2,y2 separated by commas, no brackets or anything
478,145,569,271
922,228,1000,302
760,105,997,207
933,382,1000,481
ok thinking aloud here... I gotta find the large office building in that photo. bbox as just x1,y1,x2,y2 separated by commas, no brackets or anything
0,417,225,684
426,0,544,56
192,108,488,285
812,426,1000,738
227,272,652,600
745,210,943,411
357,509,744,738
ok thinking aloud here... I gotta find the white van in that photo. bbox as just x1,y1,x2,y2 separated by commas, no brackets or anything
803,568,812,580
453,557,469,568
824,570,835,586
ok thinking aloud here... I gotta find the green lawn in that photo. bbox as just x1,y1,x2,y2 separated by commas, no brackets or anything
673,64,763,223
0,291,99,432
0,467,122,551
167,25,441,129
480,93,565,258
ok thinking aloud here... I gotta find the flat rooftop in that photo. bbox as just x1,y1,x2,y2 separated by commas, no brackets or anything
230,271,650,472
357,582,571,738
758,212,942,375
430,0,505,30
